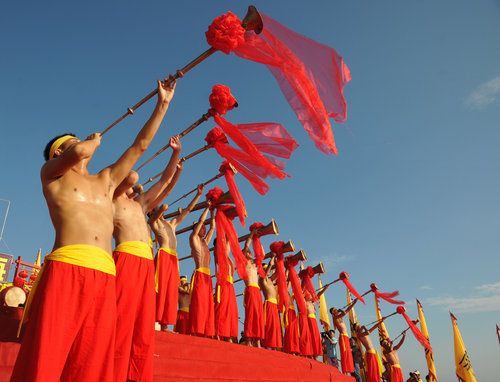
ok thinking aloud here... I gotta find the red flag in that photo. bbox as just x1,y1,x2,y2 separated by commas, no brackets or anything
219,161,246,227
269,241,289,316
249,222,266,278
339,272,365,304
286,257,306,314
397,306,432,353
370,283,405,305
299,267,319,302
234,14,351,155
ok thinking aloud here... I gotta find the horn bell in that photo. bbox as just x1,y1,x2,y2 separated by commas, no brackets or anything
312,262,325,274
241,5,264,34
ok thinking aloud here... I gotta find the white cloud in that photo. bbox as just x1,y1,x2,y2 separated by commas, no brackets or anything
319,253,356,269
419,285,433,290
425,281,500,313
465,76,500,109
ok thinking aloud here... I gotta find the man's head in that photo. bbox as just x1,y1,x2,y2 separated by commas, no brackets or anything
409,371,420,380
381,339,392,350
198,223,207,237
328,329,335,338
43,133,78,161
349,337,356,346
180,276,189,289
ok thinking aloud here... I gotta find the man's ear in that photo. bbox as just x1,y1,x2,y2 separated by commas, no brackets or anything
53,148,63,158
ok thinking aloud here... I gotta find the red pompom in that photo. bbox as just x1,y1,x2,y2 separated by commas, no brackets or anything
270,241,285,256
306,266,315,278
206,12,246,54
209,84,237,115
219,161,233,174
397,306,406,314
206,187,224,204
249,222,264,232
370,283,378,291
285,254,299,268
339,271,348,280
205,127,229,146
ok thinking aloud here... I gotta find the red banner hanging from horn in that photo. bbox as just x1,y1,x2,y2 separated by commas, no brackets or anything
299,267,319,303
220,161,246,227
269,241,289,316
397,306,433,353
370,283,405,305
339,272,365,304
232,13,351,155
286,257,307,314
206,188,248,282
249,222,266,278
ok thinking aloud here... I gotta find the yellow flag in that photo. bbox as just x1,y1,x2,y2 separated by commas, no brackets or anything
374,295,390,371
318,275,330,330
34,248,41,268
348,290,367,382
417,299,437,381
450,312,476,382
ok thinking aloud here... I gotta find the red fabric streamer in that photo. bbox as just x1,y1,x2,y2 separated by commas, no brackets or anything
299,267,319,303
269,242,289,315
234,14,351,155
220,161,246,227
339,272,365,305
286,263,306,314
397,306,433,353
370,283,405,305
249,222,266,278
214,115,292,180
209,85,238,116
206,12,245,54
204,128,273,195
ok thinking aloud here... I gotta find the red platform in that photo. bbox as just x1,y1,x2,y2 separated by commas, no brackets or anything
1,331,353,381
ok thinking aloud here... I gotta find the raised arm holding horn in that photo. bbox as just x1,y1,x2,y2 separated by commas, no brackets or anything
330,300,359,374
101,6,263,136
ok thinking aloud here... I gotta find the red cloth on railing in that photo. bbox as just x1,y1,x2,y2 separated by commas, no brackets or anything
234,14,351,155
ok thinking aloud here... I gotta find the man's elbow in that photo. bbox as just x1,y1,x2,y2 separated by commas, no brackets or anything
133,139,150,154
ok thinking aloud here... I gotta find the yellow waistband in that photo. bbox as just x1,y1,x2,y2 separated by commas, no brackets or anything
114,241,153,260
196,267,211,275
179,307,189,313
227,275,233,284
47,244,116,276
367,349,376,354
340,333,349,337
160,247,177,257
247,283,260,289
308,314,316,319
392,364,401,369
265,298,277,304
289,305,296,310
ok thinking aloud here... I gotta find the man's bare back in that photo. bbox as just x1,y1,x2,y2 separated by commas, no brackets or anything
189,204,214,269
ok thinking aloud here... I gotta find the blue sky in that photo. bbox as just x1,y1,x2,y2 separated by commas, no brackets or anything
1,1,499,380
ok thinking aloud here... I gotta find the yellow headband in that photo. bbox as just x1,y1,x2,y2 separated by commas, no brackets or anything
49,135,74,160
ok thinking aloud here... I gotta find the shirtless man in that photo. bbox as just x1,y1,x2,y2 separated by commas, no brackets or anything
330,299,358,374
259,256,281,350
242,231,264,347
11,79,176,382
148,182,204,332
112,135,181,382
305,294,322,359
174,276,191,335
354,320,387,382
381,333,407,382
283,289,299,354
214,240,238,342
188,202,216,337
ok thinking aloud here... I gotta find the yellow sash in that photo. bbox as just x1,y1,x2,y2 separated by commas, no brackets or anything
392,364,401,368
18,244,116,337
189,268,211,302
114,241,153,260
179,307,189,313
227,275,233,284
308,313,316,319
367,349,376,354
247,283,259,289
265,298,277,304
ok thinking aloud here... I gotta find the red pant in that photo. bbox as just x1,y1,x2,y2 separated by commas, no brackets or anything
391,364,404,382
155,248,179,325
308,315,322,356
283,307,299,353
175,309,190,335
11,260,116,381
365,350,381,382
339,332,354,373
243,284,264,339
113,248,155,382
189,269,215,336
262,299,282,348
215,280,239,338
298,313,313,356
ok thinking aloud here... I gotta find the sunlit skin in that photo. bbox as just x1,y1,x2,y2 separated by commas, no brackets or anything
41,79,176,254
381,333,406,365
243,231,259,286
113,136,181,245
178,279,190,311
354,320,386,351
189,203,215,269
259,256,276,301
329,299,358,336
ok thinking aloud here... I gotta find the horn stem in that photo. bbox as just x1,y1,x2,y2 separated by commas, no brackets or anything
136,111,212,171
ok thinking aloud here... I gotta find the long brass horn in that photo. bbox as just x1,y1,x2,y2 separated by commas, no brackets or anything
164,190,234,219
264,240,295,259
238,219,279,243
101,6,263,136
286,249,307,264
175,205,237,236
311,262,325,274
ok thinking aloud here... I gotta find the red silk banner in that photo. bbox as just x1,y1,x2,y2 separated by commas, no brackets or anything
299,267,319,303
397,306,433,353
234,14,351,155
249,222,266,278
370,283,405,305
339,272,365,305
270,242,289,315
286,260,307,314
220,161,246,227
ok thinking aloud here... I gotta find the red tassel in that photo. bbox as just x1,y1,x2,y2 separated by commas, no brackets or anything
269,242,289,315
287,265,306,314
220,161,246,227
206,12,245,54
397,306,433,353
249,222,266,278
299,268,319,302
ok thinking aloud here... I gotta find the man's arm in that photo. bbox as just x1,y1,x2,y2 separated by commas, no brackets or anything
344,298,358,315
106,79,176,188
171,184,203,227
150,162,183,210
42,134,101,180
204,208,216,244
243,231,255,254
137,135,181,212
393,332,406,351
317,284,330,298
192,203,211,237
